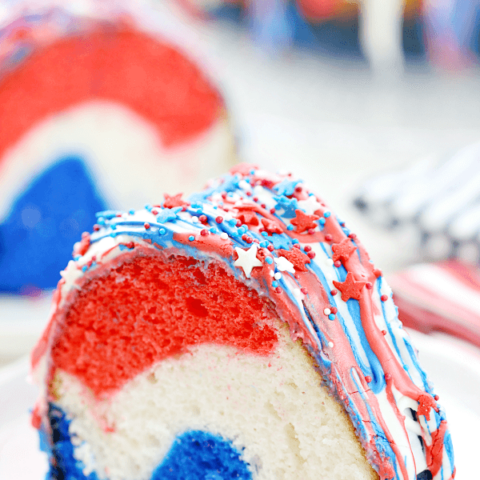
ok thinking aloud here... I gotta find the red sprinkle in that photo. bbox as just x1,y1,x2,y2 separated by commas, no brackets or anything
270,208,276,214
304,245,312,252
293,244,301,249
349,233,356,239
385,373,392,381
93,224,100,231
261,204,266,209
365,376,372,383
295,186,302,193
246,192,252,196
253,197,258,202
215,216,223,224
307,252,316,259
200,229,209,236
301,288,308,295
267,245,274,252
144,223,150,230
325,234,332,242
307,228,315,235
366,282,373,289
435,395,440,401
334,260,341,268
275,287,282,293
199,215,208,224
330,307,337,314
236,220,242,227
380,294,388,302
331,289,338,296
382,330,387,335
152,209,158,215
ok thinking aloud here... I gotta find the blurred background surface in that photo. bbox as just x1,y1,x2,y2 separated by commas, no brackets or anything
1,0,480,476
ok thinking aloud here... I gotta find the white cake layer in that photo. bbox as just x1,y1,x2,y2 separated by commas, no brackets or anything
0,100,234,222
54,326,376,480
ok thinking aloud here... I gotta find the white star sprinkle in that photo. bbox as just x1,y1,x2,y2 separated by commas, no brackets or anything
234,245,263,278
297,195,323,215
274,256,295,274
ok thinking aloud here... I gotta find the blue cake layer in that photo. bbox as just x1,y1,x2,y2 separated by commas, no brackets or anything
0,156,106,293
43,403,252,480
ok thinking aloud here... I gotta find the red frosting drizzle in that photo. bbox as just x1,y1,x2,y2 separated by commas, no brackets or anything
426,421,448,477
0,23,223,166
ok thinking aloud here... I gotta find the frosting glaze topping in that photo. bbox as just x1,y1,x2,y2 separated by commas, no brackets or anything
33,164,454,480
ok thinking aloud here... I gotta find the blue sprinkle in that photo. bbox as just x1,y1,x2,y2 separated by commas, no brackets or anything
82,265,87,272
272,281,279,288
261,231,268,237
265,257,273,264
250,170,255,175
128,210,135,215
260,241,269,248
404,364,409,371
239,226,248,234
110,224,117,230
74,255,81,261
228,219,237,226
210,227,218,234
188,235,195,242
319,218,326,225
324,211,331,218
159,228,166,235
292,239,299,244
191,203,201,209
145,204,151,211
213,206,218,209
328,314,335,321
287,225,294,231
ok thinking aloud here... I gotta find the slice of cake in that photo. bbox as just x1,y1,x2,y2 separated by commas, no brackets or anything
0,6,234,293
31,164,454,480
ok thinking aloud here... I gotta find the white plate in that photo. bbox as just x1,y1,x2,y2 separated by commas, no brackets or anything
0,329,479,479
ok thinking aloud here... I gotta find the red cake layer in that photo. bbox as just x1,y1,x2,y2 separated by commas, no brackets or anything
50,251,279,397
0,25,223,165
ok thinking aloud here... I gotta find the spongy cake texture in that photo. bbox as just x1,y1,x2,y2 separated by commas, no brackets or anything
53,252,376,479
32,164,454,480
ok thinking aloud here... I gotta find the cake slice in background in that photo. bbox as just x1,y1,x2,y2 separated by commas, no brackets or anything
0,5,235,294
32,164,454,480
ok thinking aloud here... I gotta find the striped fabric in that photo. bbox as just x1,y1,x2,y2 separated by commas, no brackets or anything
390,260,480,348
354,142,480,263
